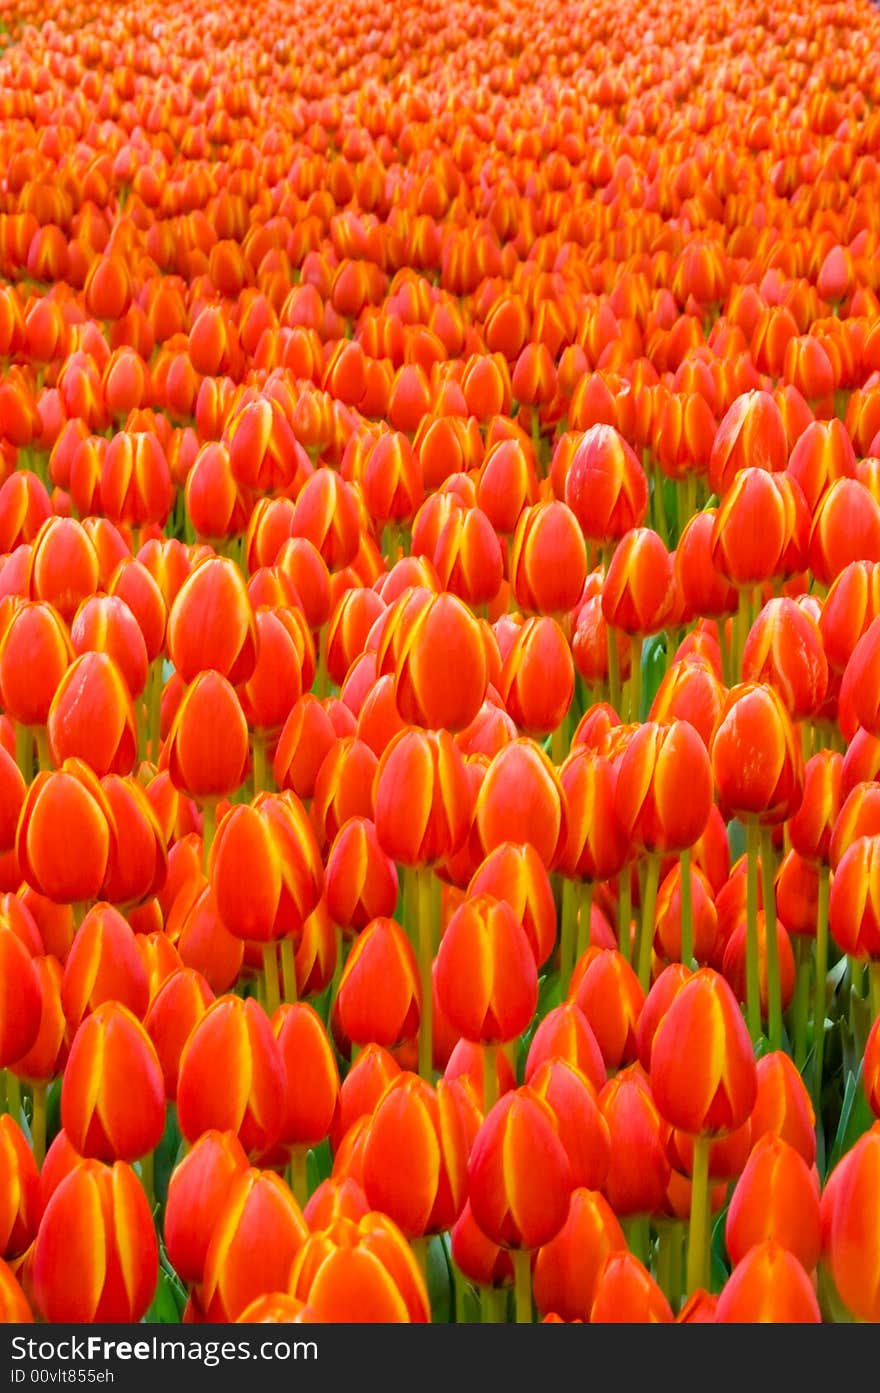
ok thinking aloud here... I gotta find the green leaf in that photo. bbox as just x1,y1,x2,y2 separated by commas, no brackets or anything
307,1138,333,1192
827,1063,874,1176
727,819,747,865
709,1204,731,1295
153,1104,183,1222
641,633,667,720
428,1234,452,1324
144,1268,185,1324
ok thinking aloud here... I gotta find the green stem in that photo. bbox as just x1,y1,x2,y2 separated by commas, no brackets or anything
530,410,544,477
760,826,782,1051
483,1042,498,1117
575,880,594,963
716,618,733,689
636,852,661,993
651,462,669,547
733,589,749,685
655,1221,673,1309
606,621,621,714
140,1150,155,1214
618,870,632,965
624,1215,650,1267
312,639,330,700
870,964,880,1023
201,798,217,877
34,726,51,772
417,867,435,1083
148,658,163,765
559,876,578,991
329,925,344,1007
5,1072,21,1125
280,935,298,1004
790,936,811,1072
669,1221,683,1313
262,941,281,1017
252,732,268,794
813,864,830,1110
679,848,694,967
626,636,643,723
14,724,32,782
482,1286,507,1323
411,1235,428,1286
745,819,762,1044
512,1249,532,1324
30,1083,47,1169
685,1136,710,1297
403,865,419,945
453,1264,471,1324
289,1145,309,1210
679,471,697,542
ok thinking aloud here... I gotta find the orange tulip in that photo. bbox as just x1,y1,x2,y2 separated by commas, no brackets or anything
61,901,149,1028
0,598,73,728
33,1159,158,1322
163,1129,250,1287
509,501,586,616
598,1066,671,1220
331,1043,402,1155
17,758,112,904
590,1252,674,1323
47,651,137,777
26,517,100,623
209,792,323,944
564,424,648,543
529,1059,610,1194
742,598,828,720
467,840,556,970
333,916,420,1051
0,926,41,1068
144,968,214,1100
374,726,471,868
725,1134,821,1271
707,389,788,497
177,996,286,1158
467,1087,573,1251
167,555,258,687
389,592,488,733
532,1188,626,1323
200,1168,308,1322
710,682,804,825
272,1002,340,1152
569,946,644,1072
362,1073,470,1238
324,816,399,934
61,1001,165,1162
273,694,338,802
715,1242,820,1323
165,671,249,802
0,1114,39,1260
0,1258,32,1322
474,738,568,870
498,615,575,737
288,1211,430,1322
435,892,538,1046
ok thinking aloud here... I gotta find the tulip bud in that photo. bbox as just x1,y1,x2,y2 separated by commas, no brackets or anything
33,1160,158,1322
61,1002,165,1162
177,996,286,1158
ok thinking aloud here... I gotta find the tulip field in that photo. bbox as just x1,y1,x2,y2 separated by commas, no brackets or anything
3,0,880,1329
